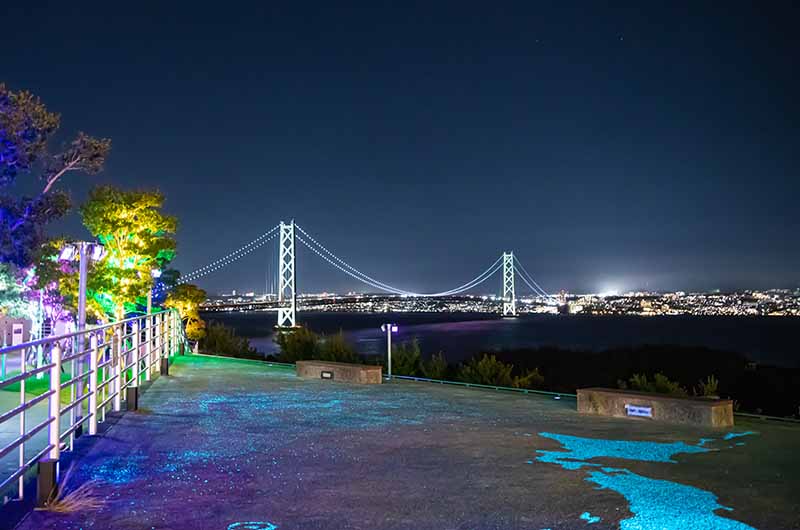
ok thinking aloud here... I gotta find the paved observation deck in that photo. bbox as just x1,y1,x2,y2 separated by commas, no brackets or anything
15,355,800,530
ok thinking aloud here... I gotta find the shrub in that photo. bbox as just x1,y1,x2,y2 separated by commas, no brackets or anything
623,372,687,397
391,338,422,375
695,375,720,397
275,326,320,362
318,331,360,364
512,367,545,389
420,351,448,380
200,321,259,359
458,354,515,387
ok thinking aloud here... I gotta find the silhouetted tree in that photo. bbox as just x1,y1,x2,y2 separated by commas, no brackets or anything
0,83,110,267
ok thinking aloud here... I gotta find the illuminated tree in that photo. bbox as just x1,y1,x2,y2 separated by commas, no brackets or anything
0,83,111,267
80,186,177,320
165,284,207,341
29,239,107,324
0,263,29,317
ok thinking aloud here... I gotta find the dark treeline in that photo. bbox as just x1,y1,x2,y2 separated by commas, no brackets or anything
494,345,799,418
201,320,799,418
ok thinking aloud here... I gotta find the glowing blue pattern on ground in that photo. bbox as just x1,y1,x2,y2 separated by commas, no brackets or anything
580,511,601,523
723,431,756,440
586,468,755,529
536,432,711,469
536,432,757,529
81,453,147,484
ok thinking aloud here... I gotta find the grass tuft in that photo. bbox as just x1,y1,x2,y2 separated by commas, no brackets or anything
36,466,104,513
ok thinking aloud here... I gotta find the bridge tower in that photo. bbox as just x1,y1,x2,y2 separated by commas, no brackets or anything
502,251,516,317
276,220,297,328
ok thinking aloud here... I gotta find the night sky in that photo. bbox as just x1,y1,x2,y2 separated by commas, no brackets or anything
3,2,798,295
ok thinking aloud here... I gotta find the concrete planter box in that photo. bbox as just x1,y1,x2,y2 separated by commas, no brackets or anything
296,360,382,384
577,387,734,428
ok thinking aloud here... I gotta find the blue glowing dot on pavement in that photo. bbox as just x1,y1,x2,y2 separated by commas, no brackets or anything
227,522,278,530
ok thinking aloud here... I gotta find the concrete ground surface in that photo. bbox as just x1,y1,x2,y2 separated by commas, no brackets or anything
14,355,800,530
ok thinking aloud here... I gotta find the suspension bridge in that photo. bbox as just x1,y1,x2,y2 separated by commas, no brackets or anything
178,220,557,327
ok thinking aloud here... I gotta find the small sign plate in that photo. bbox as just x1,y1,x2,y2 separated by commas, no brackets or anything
321,371,334,380
625,404,653,418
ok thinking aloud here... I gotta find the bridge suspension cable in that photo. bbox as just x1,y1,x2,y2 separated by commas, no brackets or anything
179,225,279,284
513,256,557,302
295,224,503,297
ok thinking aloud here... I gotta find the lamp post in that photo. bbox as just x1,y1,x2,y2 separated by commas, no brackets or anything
59,242,106,332
381,323,398,379
58,241,105,434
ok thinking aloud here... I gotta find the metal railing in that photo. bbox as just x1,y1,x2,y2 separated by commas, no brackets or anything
0,309,187,503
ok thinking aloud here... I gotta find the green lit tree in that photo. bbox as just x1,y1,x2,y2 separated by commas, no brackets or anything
80,186,177,320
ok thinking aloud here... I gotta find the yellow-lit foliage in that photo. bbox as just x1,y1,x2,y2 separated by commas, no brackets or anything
80,186,177,320
165,283,207,341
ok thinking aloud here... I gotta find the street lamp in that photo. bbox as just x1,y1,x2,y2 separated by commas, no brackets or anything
59,242,106,332
58,241,105,434
148,268,162,315
381,323,398,379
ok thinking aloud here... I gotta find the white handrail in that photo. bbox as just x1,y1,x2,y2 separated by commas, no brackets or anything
0,309,187,504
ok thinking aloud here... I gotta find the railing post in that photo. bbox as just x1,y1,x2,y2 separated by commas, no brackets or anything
113,327,122,412
166,311,175,357
159,313,169,376
38,343,61,506
48,344,61,460
132,321,140,387
144,314,152,381
126,321,139,411
88,334,98,435
164,312,169,357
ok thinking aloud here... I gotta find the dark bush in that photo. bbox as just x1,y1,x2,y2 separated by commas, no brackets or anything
620,372,687,397
391,338,422,375
420,351,448,380
275,327,320,362
200,321,260,359
318,331,360,363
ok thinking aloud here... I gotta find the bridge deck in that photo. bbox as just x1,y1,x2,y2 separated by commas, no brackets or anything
16,355,800,530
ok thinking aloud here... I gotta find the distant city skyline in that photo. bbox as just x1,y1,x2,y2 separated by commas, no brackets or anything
3,3,797,294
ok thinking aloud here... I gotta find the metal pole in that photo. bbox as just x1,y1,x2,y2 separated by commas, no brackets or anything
73,242,89,432
113,328,121,412
387,326,392,379
145,292,152,380
77,242,88,332
131,321,139,387
156,314,162,360
48,345,62,461
166,312,172,357
88,334,98,435
18,345,25,499
144,313,151,381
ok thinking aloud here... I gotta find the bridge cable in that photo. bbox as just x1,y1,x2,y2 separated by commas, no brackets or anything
179,226,280,284
512,258,558,302
295,226,504,296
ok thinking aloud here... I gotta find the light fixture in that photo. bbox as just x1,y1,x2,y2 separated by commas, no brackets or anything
58,245,76,261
